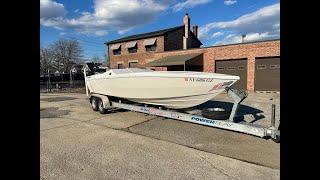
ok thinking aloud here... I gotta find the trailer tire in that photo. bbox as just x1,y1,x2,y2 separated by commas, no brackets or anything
91,97,98,111
98,98,107,114
201,108,230,120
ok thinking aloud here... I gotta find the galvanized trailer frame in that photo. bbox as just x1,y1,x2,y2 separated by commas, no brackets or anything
88,89,280,141
84,69,280,142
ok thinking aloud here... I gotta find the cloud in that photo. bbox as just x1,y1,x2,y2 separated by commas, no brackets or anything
213,32,278,45
40,0,66,19
224,0,237,6
40,0,170,36
172,0,212,12
198,3,280,43
211,31,224,38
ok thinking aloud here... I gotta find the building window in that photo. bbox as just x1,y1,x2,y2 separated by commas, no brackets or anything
146,42,157,52
117,63,124,69
129,62,138,68
143,38,157,52
128,45,138,53
113,48,121,55
217,67,225,70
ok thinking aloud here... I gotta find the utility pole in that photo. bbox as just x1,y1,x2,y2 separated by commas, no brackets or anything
69,69,73,88
47,69,51,92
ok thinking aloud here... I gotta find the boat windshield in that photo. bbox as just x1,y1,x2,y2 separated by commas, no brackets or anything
109,68,153,75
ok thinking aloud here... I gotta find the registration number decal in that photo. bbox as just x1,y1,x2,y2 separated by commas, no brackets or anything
184,77,214,82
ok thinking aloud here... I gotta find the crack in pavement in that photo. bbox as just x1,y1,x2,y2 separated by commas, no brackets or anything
40,116,106,132
120,116,162,131
197,154,239,180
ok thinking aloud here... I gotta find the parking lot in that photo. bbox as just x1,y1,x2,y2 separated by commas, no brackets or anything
40,92,280,179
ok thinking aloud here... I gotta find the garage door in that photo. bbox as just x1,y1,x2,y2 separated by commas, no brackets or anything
215,59,247,90
255,57,280,91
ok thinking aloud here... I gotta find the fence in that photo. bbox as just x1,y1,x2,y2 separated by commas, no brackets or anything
40,80,85,90
40,73,85,91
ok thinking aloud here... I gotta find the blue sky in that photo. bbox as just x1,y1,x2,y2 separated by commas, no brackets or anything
40,0,280,60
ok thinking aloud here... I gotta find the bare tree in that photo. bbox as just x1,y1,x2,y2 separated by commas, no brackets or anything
40,47,54,75
50,38,83,73
91,55,101,63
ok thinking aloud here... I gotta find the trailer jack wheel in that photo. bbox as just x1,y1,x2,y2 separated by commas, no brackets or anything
91,97,98,111
272,124,280,143
98,98,107,114
272,135,280,143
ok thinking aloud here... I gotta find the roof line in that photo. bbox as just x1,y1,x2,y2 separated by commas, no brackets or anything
203,38,280,49
105,25,184,45
153,38,280,54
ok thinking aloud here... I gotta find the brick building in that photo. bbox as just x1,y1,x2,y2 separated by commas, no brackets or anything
105,14,280,92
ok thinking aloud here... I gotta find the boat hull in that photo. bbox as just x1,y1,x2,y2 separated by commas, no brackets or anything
127,92,224,109
86,71,239,109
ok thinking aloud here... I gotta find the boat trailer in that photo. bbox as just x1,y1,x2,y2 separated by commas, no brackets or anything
88,88,280,143
84,69,280,142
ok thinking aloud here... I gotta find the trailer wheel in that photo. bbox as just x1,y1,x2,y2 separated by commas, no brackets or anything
98,98,107,114
91,97,98,111
202,108,230,120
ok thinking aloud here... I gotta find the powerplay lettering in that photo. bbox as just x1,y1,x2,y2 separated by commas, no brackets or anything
191,116,233,127
191,116,215,124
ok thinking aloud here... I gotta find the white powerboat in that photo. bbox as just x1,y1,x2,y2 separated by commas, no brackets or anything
85,68,239,109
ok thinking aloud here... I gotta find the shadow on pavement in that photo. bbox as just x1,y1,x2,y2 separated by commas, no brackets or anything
41,97,77,102
196,101,265,122
104,100,265,123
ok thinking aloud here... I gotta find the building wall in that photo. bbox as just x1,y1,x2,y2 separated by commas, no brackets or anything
154,40,280,91
108,36,164,68
189,32,202,48
108,35,279,91
164,27,201,51
164,28,184,51
108,29,202,68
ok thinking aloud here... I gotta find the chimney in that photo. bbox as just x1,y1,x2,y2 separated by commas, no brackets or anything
192,25,198,37
183,13,190,49
241,34,246,43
